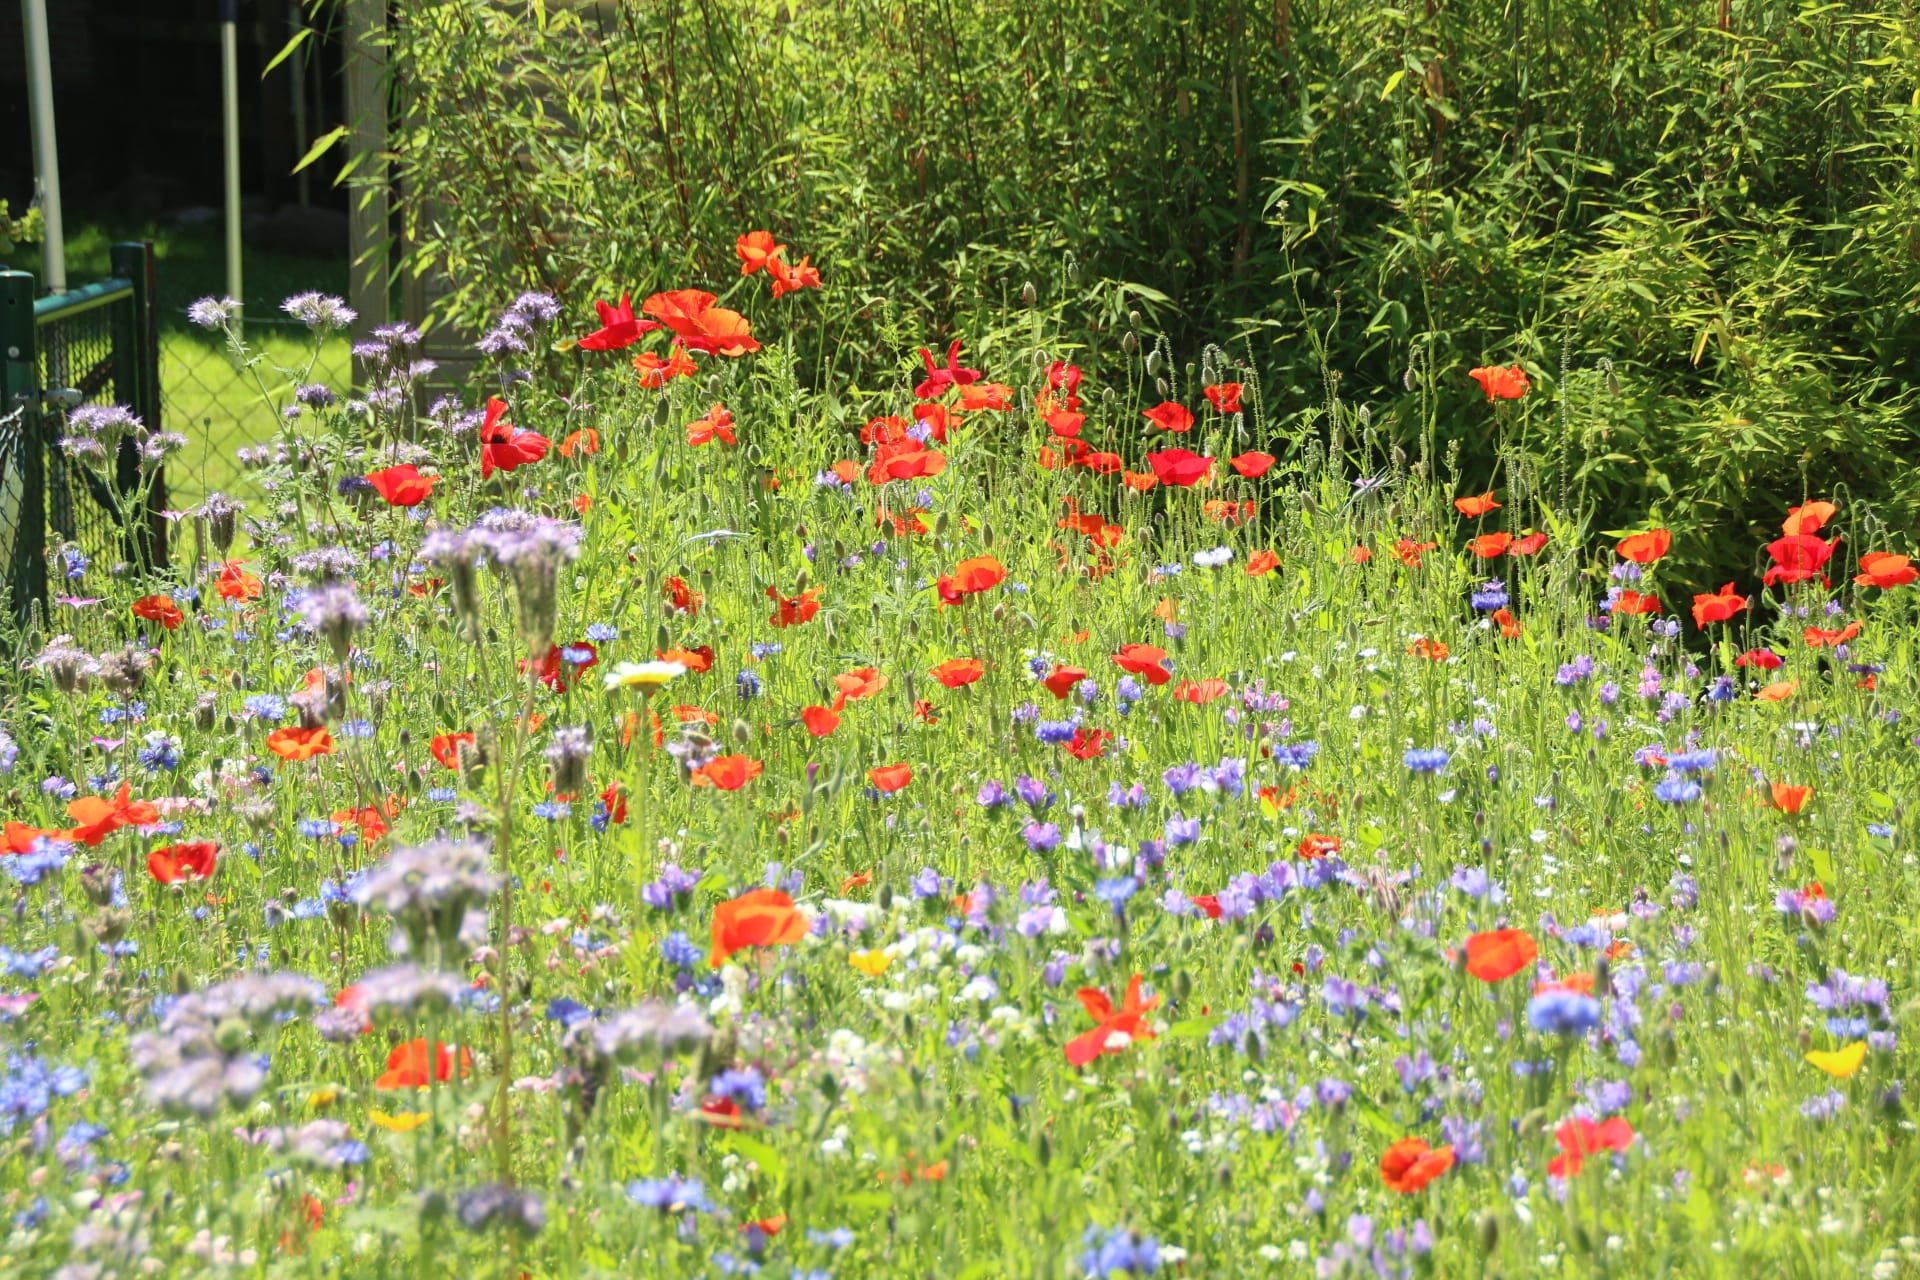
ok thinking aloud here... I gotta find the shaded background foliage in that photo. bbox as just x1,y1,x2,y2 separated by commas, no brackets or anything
379,0,1920,595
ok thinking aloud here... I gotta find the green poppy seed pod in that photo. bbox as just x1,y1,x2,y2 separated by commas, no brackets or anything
707,374,723,397
832,538,847,565
1128,309,1141,328
1477,1211,1500,1255
794,568,810,593
1121,332,1139,356
1156,376,1169,398
699,567,715,590
397,727,411,749
1067,257,1080,283
907,619,920,640
980,521,995,548
655,623,672,652
933,512,950,537
1172,970,1193,1002
1021,281,1037,306
1185,361,1197,381
1102,386,1116,406
1146,350,1161,377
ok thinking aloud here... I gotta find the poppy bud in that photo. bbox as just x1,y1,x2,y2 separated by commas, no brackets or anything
1215,1162,1232,1188
819,1072,839,1103
731,719,751,746
933,513,949,537
990,603,1008,623
89,908,131,945
80,863,117,906
1145,350,1160,376
194,692,217,731
1477,1212,1500,1255
1155,377,1168,398
1033,1129,1052,1167
1021,281,1037,305
877,885,893,912
1185,361,1197,381
794,568,810,594
1128,309,1141,328
980,521,994,548
1067,257,1080,283
699,567,715,590
1727,1067,1744,1096
655,623,672,652
1171,970,1193,1002
1102,387,1116,406
1121,332,1139,356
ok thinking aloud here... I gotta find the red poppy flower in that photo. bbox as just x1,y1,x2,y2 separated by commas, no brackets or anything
1380,1138,1455,1193
687,404,736,447
266,726,334,763
1111,644,1172,686
1782,500,1837,537
1468,365,1530,401
1297,833,1342,860
1247,549,1280,577
867,763,913,793
1042,665,1090,699
64,782,159,847
691,755,763,790
1735,648,1783,670
914,339,981,400
935,555,1006,606
1463,929,1537,982
1173,678,1229,704
1548,1116,1634,1177
1691,583,1748,627
1203,382,1244,414
1510,531,1549,556
801,703,843,737
1189,894,1223,919
1203,499,1257,526
1769,782,1812,814
1803,621,1861,648
867,442,947,484
366,465,438,507
1394,539,1438,567
1764,535,1836,587
1610,589,1662,616
524,641,598,692
1146,449,1213,487
599,782,628,825
578,293,661,351
147,841,218,884
1616,529,1671,564
633,346,697,388
132,595,183,630
930,659,984,688
1064,728,1113,759
1410,637,1449,662
642,289,760,357
1467,533,1513,558
1064,974,1159,1066
663,576,703,617
375,1038,471,1090
216,560,262,601
1856,552,1916,589
766,587,822,628
658,646,714,674
1229,451,1275,479
1491,608,1522,638
736,230,788,275
478,397,550,479
1044,409,1086,439
834,667,889,702
1454,490,1501,517
1142,402,1194,433
1121,470,1160,492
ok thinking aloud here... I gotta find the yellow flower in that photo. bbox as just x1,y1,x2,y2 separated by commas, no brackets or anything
307,1086,339,1109
1806,1041,1867,1079
603,660,685,693
369,1109,432,1133
849,948,894,977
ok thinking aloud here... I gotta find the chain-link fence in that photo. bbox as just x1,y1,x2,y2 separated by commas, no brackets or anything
0,242,168,623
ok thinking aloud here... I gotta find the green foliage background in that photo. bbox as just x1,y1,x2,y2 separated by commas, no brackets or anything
376,0,1920,595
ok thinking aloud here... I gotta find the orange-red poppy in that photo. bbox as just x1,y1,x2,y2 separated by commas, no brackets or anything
658,646,714,673
936,556,1005,606
1297,833,1342,860
930,658,984,688
1453,490,1501,518
1394,539,1438,567
1467,533,1513,558
1121,470,1160,493
642,289,759,357
1463,929,1537,982
735,230,787,275
664,576,703,616
1616,529,1671,564
1409,637,1449,661
1203,499,1257,525
578,293,660,351
131,595,183,630
1756,680,1799,702
767,587,822,628
1228,451,1275,479
834,667,889,701
217,560,262,601
1610,589,1662,616
957,381,1012,411
1782,501,1837,537
1111,644,1172,686
1510,531,1549,557
686,404,736,447
148,841,218,884
1549,1117,1634,1177
1803,622,1860,648
1041,665,1090,699
1764,535,1836,587
65,782,160,847
800,703,843,738
1735,648,1783,670
1173,678,1229,704
1468,365,1530,401
1769,782,1812,814
266,726,334,763
1856,552,1917,589
633,346,696,388
428,732,474,771
867,763,913,793
375,1038,471,1090
1380,1138,1455,1193
1065,974,1159,1067
1491,608,1522,638
1142,402,1194,433
709,888,809,967
367,464,438,506
1691,583,1748,627
1247,549,1280,577
1203,382,1243,414
691,756,764,790
1146,449,1212,488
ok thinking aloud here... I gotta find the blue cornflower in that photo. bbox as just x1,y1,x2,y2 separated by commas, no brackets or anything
1079,1225,1161,1277
585,623,619,642
627,1175,714,1214
660,932,703,969
1652,776,1700,804
709,1067,766,1111
1403,748,1449,775
243,694,287,721
1526,990,1602,1035
735,670,761,699
532,801,571,820
1470,581,1509,611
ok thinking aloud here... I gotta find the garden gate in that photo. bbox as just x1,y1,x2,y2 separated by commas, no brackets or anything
0,242,170,626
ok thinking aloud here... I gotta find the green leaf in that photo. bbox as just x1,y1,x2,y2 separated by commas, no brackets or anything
261,27,312,79
293,126,349,176
1379,69,1408,102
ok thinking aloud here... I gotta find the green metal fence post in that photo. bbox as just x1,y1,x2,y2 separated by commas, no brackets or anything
0,270,48,625
109,242,166,570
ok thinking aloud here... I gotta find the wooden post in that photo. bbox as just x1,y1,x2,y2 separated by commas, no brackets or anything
1,270,48,624
345,0,390,386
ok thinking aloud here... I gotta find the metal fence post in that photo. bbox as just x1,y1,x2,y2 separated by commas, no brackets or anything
0,270,48,626
110,242,166,570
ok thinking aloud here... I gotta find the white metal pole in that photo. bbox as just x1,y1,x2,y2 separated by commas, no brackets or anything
220,0,244,313
20,0,66,293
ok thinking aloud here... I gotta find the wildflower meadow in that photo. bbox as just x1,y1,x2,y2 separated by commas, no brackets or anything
4,234,1920,1280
